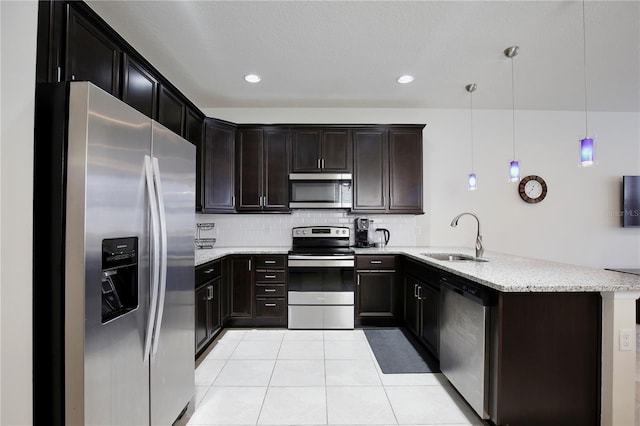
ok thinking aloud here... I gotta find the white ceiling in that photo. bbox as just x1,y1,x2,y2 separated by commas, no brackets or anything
86,0,640,112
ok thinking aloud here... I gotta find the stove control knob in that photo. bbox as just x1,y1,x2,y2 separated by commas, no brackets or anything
302,230,307,235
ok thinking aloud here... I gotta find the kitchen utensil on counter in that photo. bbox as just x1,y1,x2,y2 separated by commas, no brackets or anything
355,217,373,247
375,228,390,247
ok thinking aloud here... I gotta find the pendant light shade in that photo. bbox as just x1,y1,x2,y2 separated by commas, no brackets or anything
509,161,520,182
579,0,596,167
466,83,478,191
504,46,520,182
580,138,595,166
468,173,478,191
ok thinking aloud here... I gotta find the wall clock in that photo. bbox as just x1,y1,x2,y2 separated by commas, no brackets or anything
519,175,547,203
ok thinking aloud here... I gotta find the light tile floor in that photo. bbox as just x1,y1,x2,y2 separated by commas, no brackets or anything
179,328,485,426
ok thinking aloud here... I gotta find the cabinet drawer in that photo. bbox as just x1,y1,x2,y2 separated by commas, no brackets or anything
255,298,286,317
356,255,396,270
255,284,285,297
255,270,286,283
196,260,221,285
253,255,286,269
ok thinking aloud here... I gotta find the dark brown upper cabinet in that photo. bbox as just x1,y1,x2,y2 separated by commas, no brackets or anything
352,125,424,214
121,53,158,119
291,127,352,173
186,108,205,210
202,119,236,213
65,4,120,96
236,127,290,212
352,128,388,212
158,85,185,136
389,127,423,213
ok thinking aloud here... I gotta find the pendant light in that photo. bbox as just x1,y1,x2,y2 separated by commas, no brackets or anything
466,83,478,191
579,0,595,166
504,46,520,182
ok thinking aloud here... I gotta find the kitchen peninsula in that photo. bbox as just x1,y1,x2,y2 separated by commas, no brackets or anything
196,246,640,426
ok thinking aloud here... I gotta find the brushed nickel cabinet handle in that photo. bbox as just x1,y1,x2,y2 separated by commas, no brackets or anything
264,288,277,292
264,275,276,279
370,260,382,264
264,303,277,307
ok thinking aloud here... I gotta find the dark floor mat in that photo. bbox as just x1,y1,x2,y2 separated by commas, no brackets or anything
364,328,440,374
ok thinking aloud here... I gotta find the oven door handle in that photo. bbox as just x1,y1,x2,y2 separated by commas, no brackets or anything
288,258,355,268
288,255,354,261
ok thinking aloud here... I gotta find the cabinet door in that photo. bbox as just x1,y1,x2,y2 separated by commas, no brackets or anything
291,129,321,172
236,129,263,211
403,275,420,336
203,119,236,212
208,279,221,336
321,129,352,172
195,285,210,353
352,129,388,211
121,54,157,119
158,85,185,136
356,272,395,318
419,284,439,356
229,257,253,318
263,128,290,211
66,5,120,96
389,128,423,213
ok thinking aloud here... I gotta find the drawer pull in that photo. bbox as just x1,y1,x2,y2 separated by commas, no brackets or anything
264,275,276,279
264,288,277,292
370,260,382,264
203,268,214,274
264,260,276,264
264,303,277,307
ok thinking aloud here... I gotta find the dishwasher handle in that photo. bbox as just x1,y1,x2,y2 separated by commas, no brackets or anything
440,276,493,306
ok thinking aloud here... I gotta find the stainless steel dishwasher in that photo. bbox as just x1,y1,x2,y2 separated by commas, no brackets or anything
439,275,493,420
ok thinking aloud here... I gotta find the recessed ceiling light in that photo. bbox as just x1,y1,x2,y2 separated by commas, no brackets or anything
244,74,261,83
396,75,414,84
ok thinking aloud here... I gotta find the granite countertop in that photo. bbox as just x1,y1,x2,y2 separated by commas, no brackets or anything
195,246,640,293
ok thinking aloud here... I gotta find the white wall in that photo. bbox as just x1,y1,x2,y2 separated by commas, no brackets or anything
0,1,37,424
204,107,640,269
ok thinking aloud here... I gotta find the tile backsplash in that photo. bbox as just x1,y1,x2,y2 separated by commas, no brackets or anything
196,211,418,248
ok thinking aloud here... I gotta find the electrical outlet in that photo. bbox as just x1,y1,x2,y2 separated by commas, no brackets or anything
619,328,633,351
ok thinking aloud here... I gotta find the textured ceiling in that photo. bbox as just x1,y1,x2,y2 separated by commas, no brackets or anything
86,1,640,112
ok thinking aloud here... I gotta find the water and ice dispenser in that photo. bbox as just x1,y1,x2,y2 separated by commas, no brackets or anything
101,237,139,323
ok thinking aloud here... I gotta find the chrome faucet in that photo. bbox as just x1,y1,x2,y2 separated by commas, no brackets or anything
450,212,484,258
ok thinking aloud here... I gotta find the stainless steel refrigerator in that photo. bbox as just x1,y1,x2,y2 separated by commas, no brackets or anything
33,82,195,425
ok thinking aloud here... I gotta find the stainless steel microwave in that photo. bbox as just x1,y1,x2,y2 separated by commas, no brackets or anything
289,173,352,209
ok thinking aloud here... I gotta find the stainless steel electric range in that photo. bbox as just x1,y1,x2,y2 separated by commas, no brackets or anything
287,226,355,329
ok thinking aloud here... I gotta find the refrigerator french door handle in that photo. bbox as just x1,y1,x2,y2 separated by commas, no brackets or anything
151,156,168,355
143,155,161,361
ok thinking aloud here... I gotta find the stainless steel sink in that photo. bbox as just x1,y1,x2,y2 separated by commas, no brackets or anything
422,253,488,262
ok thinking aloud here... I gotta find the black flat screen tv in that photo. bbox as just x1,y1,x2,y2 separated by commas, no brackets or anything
623,175,640,227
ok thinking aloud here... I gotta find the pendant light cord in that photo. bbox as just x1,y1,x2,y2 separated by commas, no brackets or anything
511,56,516,159
582,0,589,137
470,90,474,171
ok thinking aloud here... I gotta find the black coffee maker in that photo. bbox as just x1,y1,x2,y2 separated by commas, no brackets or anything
354,217,372,248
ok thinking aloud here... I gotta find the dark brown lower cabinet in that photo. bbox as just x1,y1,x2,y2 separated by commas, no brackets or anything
355,255,399,326
489,292,601,426
195,260,222,356
228,256,253,319
403,259,441,357
223,255,287,327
